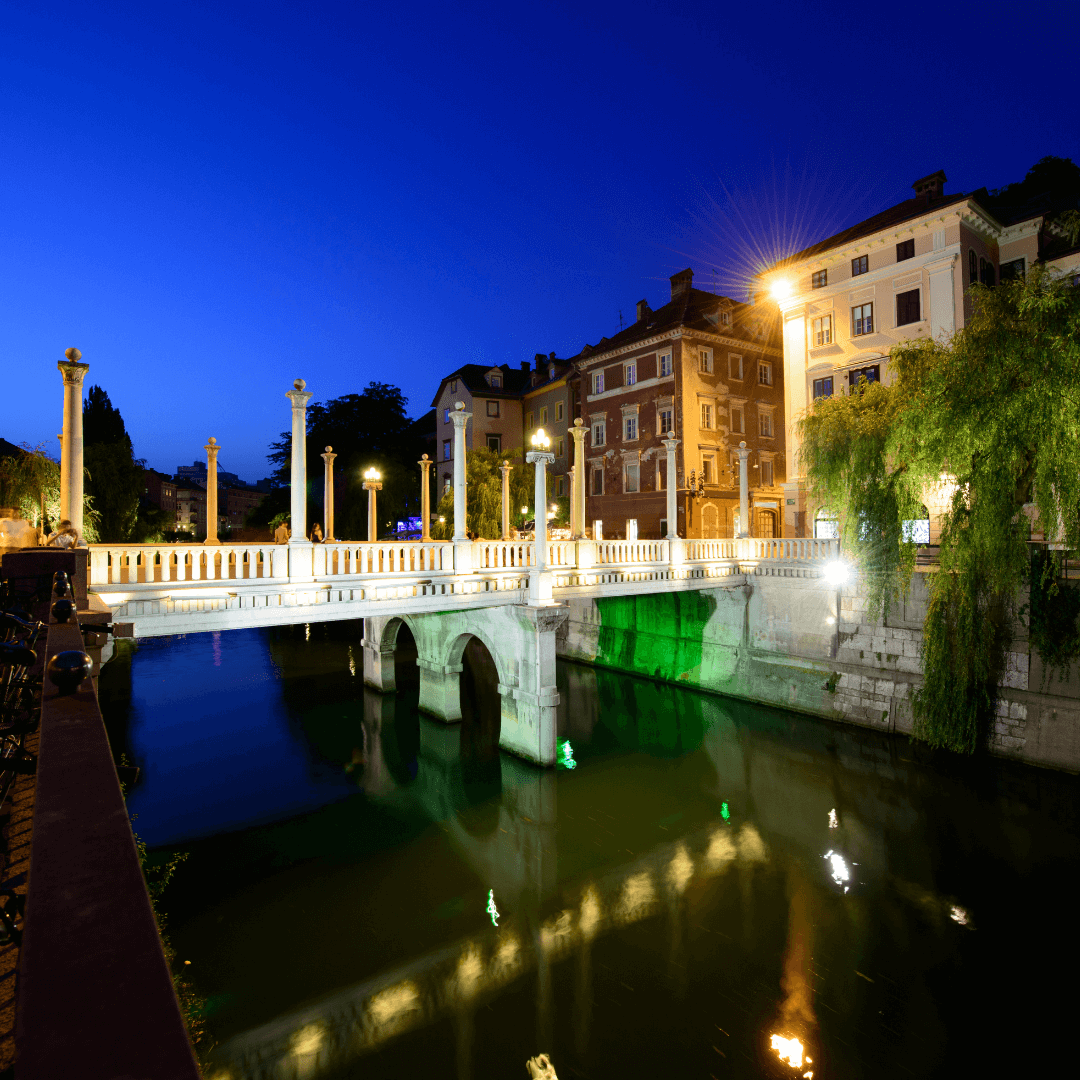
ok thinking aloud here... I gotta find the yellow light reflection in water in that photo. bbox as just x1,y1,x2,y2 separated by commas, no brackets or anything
455,945,483,1000
667,843,693,895
770,1033,804,1067
580,886,601,940
540,910,574,956
493,931,521,975
617,871,655,923
737,823,767,862
705,828,737,869
368,981,420,1028
291,1021,325,1056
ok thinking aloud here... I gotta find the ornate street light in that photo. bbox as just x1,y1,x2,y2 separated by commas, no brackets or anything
362,467,382,542
525,428,555,604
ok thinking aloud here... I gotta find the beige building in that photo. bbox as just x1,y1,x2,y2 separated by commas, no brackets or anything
522,354,576,498
758,169,1080,538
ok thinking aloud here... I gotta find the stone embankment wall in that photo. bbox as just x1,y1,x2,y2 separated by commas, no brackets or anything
556,570,1080,773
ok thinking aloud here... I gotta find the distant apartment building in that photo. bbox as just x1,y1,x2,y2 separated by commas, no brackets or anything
576,268,784,540
431,363,531,497
757,168,1080,539
142,469,177,522
522,354,576,497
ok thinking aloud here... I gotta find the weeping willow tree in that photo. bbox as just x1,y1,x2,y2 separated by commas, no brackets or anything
799,266,1080,752
430,446,538,540
0,442,102,541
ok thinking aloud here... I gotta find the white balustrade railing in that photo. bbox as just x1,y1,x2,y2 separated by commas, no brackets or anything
88,535,842,591
89,543,288,586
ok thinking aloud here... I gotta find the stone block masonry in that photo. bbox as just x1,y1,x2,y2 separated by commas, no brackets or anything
557,572,1080,774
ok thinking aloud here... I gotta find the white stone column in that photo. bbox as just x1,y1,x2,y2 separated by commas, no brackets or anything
570,418,587,539
362,471,382,542
450,402,471,541
500,460,512,540
526,444,555,604
203,437,220,545
321,446,337,540
663,433,679,538
57,349,89,533
737,441,751,538
285,379,313,543
418,454,432,541
568,466,577,537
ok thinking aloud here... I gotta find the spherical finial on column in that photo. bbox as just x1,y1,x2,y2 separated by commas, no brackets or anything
207,436,217,446
64,347,82,362
294,378,306,391
454,400,465,410
421,453,429,461
574,417,583,427
325,445,332,453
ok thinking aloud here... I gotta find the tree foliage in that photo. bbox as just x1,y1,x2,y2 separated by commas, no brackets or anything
798,266,1080,753
84,385,145,542
431,446,539,540
264,383,425,539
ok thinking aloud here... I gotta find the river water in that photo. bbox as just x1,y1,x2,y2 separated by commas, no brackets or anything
99,620,1078,1079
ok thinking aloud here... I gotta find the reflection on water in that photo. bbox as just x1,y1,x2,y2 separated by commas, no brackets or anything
98,621,1080,1079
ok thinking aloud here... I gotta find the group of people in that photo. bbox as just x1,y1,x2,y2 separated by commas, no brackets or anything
272,521,324,543
42,519,87,548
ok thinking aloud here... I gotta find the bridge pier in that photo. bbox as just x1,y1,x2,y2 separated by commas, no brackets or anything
364,604,569,767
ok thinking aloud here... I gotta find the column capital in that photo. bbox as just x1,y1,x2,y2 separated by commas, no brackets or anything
735,440,752,461
662,434,680,451
321,446,337,465
499,460,512,476
525,451,555,466
362,480,383,492
286,378,313,410
570,417,586,440
449,402,472,429
57,359,90,386
204,436,220,459
418,453,432,470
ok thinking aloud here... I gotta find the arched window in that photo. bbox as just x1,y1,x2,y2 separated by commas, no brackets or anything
979,257,996,287
969,249,978,285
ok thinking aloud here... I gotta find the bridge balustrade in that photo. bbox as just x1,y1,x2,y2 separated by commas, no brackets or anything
473,541,535,570
594,539,668,565
89,542,287,586
316,541,454,579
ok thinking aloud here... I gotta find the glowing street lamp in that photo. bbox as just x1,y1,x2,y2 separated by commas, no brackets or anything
525,428,555,604
769,278,793,302
362,467,382,542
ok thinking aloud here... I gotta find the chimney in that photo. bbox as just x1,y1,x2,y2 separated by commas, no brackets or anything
670,268,693,300
912,170,947,204
520,361,530,371
534,353,546,369
636,299,651,322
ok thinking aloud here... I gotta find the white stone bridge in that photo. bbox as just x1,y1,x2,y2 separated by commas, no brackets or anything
88,537,839,766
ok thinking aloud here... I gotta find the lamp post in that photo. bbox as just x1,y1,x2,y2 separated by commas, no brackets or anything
204,437,220,545
321,446,337,540
499,460,512,540
525,427,555,604
363,467,382,543
418,453,432,540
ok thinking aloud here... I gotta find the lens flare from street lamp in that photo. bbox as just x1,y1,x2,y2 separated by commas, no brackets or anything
364,467,382,481
531,427,551,450
770,279,793,301
823,560,848,588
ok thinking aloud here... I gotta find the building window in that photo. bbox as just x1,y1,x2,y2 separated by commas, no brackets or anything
848,364,880,389
443,474,451,494
656,460,666,490
700,403,713,429
443,439,451,461
591,420,606,446
812,269,827,289
719,310,732,326
852,303,874,336
540,405,548,425
761,459,774,486
813,376,833,399
699,348,713,374
625,362,637,385
624,463,639,493
490,373,502,388
759,363,772,386
1000,258,1025,282
556,436,565,458
896,239,915,262
487,400,500,417
443,408,450,423
525,411,534,430
852,255,868,276
487,435,501,452
555,401,565,422
980,257,996,286
814,511,839,539
730,406,744,433
729,354,743,379
624,416,638,441
658,407,673,435
659,352,672,377
592,371,604,395
968,249,978,285
450,379,458,393
759,411,773,437
591,467,604,495
812,315,832,346
701,455,714,484
555,476,564,496
896,289,921,326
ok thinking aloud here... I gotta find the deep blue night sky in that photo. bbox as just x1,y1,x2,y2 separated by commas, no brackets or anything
3,1,1077,480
